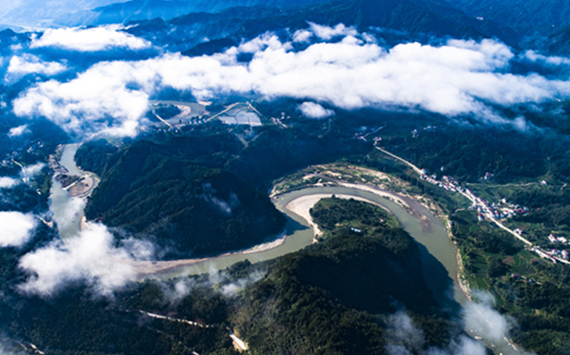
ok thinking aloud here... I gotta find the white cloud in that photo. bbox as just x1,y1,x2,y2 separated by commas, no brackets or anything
460,291,536,355
30,25,151,52
0,177,19,188
56,197,85,230
308,22,358,40
462,292,511,345
7,54,67,78
384,311,488,355
14,61,150,137
292,29,313,43
18,222,154,297
298,102,335,119
524,50,570,66
20,162,45,179
0,212,37,247
8,124,29,137
14,25,570,136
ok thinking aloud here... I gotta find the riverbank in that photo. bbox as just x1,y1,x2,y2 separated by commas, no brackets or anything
51,146,466,306
283,193,394,242
123,184,446,279
79,219,289,276
68,175,95,198
274,165,472,301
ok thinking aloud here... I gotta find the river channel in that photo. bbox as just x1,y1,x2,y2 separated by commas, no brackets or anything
49,145,518,354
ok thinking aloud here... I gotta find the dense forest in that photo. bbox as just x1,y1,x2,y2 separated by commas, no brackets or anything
0,196,456,355
76,138,286,259
74,122,367,258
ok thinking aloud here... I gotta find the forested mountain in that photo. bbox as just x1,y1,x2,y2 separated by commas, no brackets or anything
0,196,452,355
87,0,328,25
76,138,286,258
123,0,518,54
441,0,570,36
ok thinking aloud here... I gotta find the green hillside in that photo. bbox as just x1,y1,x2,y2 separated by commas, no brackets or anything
441,0,570,35
0,198,451,355
76,138,286,258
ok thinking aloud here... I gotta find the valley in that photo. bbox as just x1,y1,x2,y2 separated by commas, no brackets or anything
3,0,570,353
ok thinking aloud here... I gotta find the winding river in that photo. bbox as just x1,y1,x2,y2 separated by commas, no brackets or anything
49,144,518,355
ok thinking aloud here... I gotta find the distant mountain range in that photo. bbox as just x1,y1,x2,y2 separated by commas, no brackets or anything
440,0,570,35
121,0,520,56
3,0,570,54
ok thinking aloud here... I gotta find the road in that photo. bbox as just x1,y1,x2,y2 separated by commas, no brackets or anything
374,146,424,175
139,310,248,351
205,102,240,122
374,145,570,265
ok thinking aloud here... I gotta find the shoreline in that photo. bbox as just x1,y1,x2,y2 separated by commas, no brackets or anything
133,190,403,277
72,162,470,304
283,193,394,242
133,183,451,277
123,227,288,277
277,181,473,303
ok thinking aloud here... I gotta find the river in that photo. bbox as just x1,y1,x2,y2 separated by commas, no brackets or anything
49,144,99,239
49,144,518,354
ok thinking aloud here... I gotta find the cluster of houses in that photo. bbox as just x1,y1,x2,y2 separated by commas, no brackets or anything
2,140,45,168
544,234,570,261
420,173,459,192
415,165,570,266
475,197,529,221
421,174,530,221
530,245,570,264
548,234,569,244
419,173,528,223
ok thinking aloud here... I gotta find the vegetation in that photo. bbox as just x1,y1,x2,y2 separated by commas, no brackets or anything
77,138,286,259
0,209,454,355
449,208,570,354
152,103,182,120
310,196,399,240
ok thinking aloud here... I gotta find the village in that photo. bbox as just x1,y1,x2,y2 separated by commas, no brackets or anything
369,140,570,267
419,171,570,265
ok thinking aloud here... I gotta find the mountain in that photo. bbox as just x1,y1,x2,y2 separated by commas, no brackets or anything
0,0,123,28
440,0,570,36
545,25,570,55
124,0,519,56
76,138,286,258
79,0,329,26
0,198,452,355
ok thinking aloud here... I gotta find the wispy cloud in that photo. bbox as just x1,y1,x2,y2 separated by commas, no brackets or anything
0,177,19,188
384,292,536,355
18,222,154,297
307,22,358,40
0,212,37,248
30,25,151,52
524,50,570,66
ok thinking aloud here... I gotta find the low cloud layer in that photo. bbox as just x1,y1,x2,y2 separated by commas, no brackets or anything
385,311,487,355
18,223,154,297
0,212,37,247
30,25,151,52
13,25,570,137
